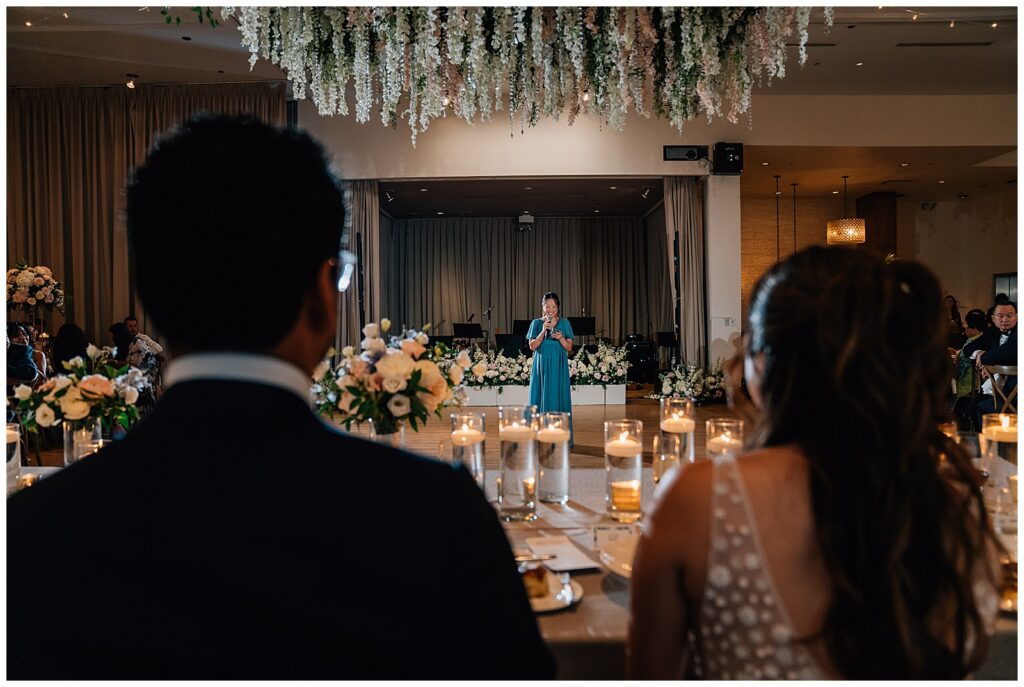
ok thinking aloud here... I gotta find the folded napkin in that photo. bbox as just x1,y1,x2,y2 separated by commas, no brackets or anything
526,535,600,572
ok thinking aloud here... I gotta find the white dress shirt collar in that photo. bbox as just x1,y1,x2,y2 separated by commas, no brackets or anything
163,352,312,404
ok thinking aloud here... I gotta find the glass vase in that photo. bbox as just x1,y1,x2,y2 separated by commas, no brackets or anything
62,421,103,466
368,419,407,449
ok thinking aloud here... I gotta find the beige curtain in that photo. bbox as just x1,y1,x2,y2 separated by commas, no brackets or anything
380,216,672,345
664,176,707,366
7,83,286,345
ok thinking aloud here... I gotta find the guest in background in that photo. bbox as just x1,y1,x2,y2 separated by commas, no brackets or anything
123,314,164,356
51,323,89,371
628,246,1000,680
110,321,160,409
527,291,575,445
20,320,49,379
985,293,1011,335
965,299,1017,421
951,310,990,430
945,294,965,348
6,323,39,386
8,116,553,680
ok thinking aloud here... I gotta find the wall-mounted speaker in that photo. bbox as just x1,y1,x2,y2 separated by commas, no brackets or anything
712,142,743,175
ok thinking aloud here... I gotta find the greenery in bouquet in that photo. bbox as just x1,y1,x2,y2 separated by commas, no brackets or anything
9,345,149,433
656,360,726,405
570,342,630,387
312,318,469,433
7,263,66,313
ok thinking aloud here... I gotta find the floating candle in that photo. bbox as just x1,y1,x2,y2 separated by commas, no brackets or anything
536,427,570,444
706,434,743,455
451,424,485,446
660,417,695,434
500,423,535,441
605,435,642,458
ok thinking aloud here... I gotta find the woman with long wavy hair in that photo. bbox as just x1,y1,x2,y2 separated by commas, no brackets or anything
627,246,1001,679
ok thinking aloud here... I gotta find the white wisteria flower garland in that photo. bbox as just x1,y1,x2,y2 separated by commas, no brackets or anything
222,6,832,144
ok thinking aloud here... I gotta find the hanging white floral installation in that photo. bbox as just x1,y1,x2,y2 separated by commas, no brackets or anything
222,7,833,144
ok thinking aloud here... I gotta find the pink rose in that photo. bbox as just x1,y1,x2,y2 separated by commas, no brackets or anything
349,359,369,379
32,277,44,286
400,339,426,359
12,291,26,303
79,374,116,399
365,373,383,392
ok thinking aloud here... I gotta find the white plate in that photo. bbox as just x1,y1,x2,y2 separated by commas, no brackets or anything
529,571,584,613
599,536,638,580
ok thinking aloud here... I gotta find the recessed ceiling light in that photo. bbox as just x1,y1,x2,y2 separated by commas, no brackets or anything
609,186,617,190
855,62,864,67
832,190,840,195
436,211,444,215
419,188,428,192
992,22,998,28
938,180,945,184
761,162,769,166
24,21,31,27
949,20,955,28
594,210,600,213
912,13,918,21
900,162,910,167
523,186,533,190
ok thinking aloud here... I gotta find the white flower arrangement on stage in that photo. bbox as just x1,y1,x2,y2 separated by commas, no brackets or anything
9,345,149,433
569,342,629,387
222,7,832,144
312,320,469,434
655,360,727,405
7,263,65,313
443,342,630,390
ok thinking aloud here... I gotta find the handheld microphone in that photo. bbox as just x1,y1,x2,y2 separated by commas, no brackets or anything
483,305,494,317
544,314,552,339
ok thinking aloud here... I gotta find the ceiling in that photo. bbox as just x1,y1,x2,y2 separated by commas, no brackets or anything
6,6,1017,210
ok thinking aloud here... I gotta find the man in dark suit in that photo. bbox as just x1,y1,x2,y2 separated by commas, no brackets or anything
7,117,554,679
964,300,1017,422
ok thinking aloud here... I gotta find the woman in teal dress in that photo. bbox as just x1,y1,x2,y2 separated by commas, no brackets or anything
527,292,574,445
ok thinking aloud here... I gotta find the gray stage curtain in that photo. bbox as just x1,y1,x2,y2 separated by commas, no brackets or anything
380,216,672,345
664,176,707,366
7,83,286,345
337,180,380,349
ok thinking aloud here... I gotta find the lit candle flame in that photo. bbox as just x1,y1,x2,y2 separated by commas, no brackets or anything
1001,415,1011,430
619,431,629,442
461,423,469,432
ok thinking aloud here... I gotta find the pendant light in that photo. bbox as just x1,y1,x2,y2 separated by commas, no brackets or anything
826,176,866,244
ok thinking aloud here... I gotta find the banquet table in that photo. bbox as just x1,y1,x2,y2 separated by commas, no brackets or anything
480,467,1019,680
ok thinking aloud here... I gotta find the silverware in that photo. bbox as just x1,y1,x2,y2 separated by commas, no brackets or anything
556,572,575,605
514,553,558,562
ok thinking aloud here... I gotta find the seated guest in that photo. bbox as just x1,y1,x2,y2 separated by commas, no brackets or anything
109,321,160,410
951,310,991,429
123,314,164,356
628,246,1001,679
6,323,39,386
51,323,89,370
8,116,553,680
965,300,1017,420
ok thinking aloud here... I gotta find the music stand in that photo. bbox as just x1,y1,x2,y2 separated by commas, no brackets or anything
569,316,595,347
512,319,532,337
453,323,484,341
495,333,525,358
656,331,677,370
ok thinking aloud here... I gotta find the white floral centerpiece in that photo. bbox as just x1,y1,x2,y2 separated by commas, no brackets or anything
9,345,149,434
7,263,65,313
570,341,630,388
655,360,727,405
312,319,469,437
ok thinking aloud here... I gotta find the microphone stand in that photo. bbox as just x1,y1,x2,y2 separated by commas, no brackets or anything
484,305,494,352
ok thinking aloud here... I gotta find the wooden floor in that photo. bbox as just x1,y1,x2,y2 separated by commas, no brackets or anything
27,384,738,469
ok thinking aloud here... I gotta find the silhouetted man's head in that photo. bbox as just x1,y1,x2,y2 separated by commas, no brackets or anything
126,116,345,355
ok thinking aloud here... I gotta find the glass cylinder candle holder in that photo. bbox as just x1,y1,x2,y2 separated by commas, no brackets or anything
450,411,486,489
7,423,21,497
980,414,1018,497
497,405,538,522
659,397,696,464
652,433,682,485
705,418,744,460
537,412,571,504
605,419,643,523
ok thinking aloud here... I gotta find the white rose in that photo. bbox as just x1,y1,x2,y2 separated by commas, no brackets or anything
382,377,407,394
86,344,100,359
59,387,91,421
26,298,36,305
121,385,139,405
361,337,387,356
448,365,464,385
13,384,32,400
375,349,415,381
341,345,355,358
65,356,84,369
415,332,429,345
380,318,392,332
456,350,472,369
34,403,56,428
53,376,73,391
387,394,411,418
362,323,380,339
471,362,487,379
15,271,33,287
